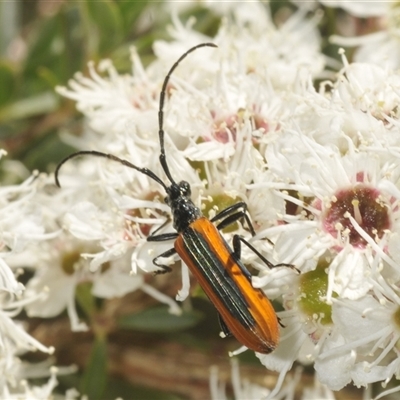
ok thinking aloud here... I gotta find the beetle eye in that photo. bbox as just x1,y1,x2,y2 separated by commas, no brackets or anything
180,181,191,196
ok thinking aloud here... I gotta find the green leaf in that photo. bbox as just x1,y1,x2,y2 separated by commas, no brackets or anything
116,1,148,35
85,1,123,55
75,281,96,318
0,62,16,106
23,16,65,91
37,65,62,89
119,306,203,333
0,91,58,122
80,335,108,399
19,132,71,173
23,7,85,90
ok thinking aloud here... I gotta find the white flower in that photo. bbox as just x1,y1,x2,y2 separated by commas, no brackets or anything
334,52,400,121
1,365,59,400
0,173,52,253
258,135,398,290
23,232,180,330
154,6,324,90
0,155,60,396
0,264,55,395
314,294,399,390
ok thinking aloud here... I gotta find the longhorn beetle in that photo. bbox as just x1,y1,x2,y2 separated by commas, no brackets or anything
55,42,291,354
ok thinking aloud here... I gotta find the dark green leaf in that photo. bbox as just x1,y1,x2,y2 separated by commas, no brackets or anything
80,336,108,399
119,306,203,333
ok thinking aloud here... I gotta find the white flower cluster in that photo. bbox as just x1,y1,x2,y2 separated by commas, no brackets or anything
0,152,58,397
4,1,400,398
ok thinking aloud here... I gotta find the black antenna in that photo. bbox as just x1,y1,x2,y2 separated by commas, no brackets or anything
158,42,217,184
55,43,217,189
54,150,167,190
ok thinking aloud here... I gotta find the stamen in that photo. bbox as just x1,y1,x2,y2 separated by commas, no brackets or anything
352,199,362,225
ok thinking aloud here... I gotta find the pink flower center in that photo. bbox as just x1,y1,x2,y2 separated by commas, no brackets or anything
323,185,390,248
210,109,273,144
212,114,239,143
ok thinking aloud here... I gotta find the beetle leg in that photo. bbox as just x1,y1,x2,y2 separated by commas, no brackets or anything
213,204,299,273
215,211,256,235
233,235,297,272
152,247,177,274
147,218,171,237
232,235,273,268
211,202,256,236
278,316,285,328
147,232,179,242
211,201,248,222
218,313,232,338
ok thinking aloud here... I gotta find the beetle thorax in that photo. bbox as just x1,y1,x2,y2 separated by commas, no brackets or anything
165,181,201,232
